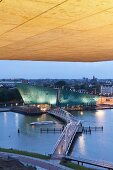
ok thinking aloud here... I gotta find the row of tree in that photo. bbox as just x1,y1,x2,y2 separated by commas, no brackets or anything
0,87,22,103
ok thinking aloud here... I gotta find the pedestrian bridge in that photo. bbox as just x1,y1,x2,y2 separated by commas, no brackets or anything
48,108,81,158
64,156,113,170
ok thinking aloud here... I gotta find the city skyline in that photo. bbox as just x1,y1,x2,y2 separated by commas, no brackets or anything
0,60,113,79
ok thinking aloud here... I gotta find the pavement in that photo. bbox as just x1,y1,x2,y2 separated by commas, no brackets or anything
0,152,72,170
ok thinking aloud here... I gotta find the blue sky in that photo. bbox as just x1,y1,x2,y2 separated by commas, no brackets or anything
0,60,113,79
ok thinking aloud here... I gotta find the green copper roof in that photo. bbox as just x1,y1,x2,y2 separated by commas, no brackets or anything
17,84,99,106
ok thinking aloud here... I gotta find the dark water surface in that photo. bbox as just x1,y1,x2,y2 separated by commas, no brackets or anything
0,109,113,164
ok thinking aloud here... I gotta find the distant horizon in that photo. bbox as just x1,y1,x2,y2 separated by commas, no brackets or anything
0,77,113,80
0,60,113,79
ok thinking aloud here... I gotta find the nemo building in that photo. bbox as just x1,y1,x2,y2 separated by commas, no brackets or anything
17,84,100,107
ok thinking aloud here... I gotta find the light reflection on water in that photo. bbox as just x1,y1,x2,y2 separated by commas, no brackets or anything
0,112,63,155
3,112,7,125
0,109,113,164
78,135,85,155
71,109,113,163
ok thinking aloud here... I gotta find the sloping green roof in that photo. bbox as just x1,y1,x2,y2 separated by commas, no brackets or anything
17,84,99,106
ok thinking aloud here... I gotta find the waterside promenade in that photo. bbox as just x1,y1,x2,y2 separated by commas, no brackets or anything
1,104,113,115
0,107,11,112
0,152,72,170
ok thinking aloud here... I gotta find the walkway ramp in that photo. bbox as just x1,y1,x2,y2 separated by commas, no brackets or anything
64,156,113,170
48,108,78,123
52,121,80,158
48,108,81,158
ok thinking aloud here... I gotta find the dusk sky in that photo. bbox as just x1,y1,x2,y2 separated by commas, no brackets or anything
0,60,113,79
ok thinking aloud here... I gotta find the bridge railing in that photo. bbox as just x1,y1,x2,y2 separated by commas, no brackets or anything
66,121,81,155
52,125,66,154
48,108,81,157
48,108,78,123
53,120,81,156
64,156,113,169
52,121,75,154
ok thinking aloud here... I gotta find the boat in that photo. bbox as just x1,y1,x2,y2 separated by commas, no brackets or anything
30,121,55,125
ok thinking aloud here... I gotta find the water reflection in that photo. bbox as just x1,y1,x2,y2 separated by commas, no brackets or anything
95,110,105,119
3,112,7,125
0,112,62,154
15,113,19,128
0,109,113,163
79,135,85,155
36,114,47,121
72,109,113,163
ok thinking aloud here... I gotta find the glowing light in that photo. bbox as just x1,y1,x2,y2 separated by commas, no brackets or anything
96,110,105,120
17,84,99,106
80,111,83,115
58,148,61,155
40,108,47,112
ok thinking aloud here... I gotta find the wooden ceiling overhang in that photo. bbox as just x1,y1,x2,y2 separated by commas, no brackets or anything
0,0,113,62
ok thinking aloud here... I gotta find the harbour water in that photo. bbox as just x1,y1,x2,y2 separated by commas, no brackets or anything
71,109,113,163
0,109,113,163
0,112,63,155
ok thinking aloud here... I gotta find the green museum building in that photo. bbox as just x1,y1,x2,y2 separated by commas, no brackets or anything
17,84,99,107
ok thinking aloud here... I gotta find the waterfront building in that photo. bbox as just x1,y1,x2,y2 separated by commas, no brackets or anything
100,85,113,96
17,84,99,107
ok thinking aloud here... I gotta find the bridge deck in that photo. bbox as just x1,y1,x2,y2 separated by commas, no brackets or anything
65,156,113,170
48,108,78,123
48,109,80,158
53,121,80,157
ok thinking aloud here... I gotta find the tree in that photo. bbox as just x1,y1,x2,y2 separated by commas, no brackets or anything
55,80,66,88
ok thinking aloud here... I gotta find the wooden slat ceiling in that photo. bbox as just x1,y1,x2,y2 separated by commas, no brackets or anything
0,0,113,62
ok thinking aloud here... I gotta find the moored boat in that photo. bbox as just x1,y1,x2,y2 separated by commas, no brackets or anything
30,121,55,125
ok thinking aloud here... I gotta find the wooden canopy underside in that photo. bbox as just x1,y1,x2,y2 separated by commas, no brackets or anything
0,0,113,62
